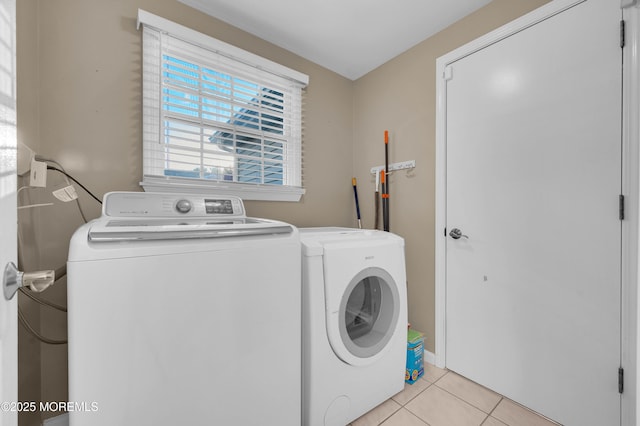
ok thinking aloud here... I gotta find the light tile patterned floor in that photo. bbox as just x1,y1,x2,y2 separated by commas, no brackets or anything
350,363,561,426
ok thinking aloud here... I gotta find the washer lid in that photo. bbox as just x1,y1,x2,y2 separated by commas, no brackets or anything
87,218,293,242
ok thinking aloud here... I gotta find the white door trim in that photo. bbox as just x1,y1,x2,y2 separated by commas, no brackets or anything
621,2,640,425
434,0,638,424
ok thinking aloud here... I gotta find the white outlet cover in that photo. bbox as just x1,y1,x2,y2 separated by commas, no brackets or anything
29,158,47,188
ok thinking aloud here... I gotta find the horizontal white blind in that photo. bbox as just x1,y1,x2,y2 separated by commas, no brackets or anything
139,11,306,200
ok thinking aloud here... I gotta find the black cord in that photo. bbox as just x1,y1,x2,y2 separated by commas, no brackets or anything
19,288,67,313
36,157,89,222
18,307,67,345
46,165,102,204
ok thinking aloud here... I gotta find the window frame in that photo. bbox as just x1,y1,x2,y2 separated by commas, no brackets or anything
137,9,308,201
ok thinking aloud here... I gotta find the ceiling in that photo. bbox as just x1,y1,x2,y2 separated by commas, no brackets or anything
177,0,492,80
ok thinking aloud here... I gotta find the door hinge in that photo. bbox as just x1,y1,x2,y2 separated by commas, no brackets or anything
444,227,447,237
619,367,624,394
620,195,625,220
621,20,626,48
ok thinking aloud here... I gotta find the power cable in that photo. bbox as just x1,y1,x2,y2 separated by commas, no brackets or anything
18,288,67,313
45,165,102,205
18,307,67,345
36,157,90,222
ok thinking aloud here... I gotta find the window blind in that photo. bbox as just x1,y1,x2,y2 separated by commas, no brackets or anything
138,10,307,201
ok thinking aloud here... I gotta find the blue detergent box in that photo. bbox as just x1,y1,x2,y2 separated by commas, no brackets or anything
406,329,424,384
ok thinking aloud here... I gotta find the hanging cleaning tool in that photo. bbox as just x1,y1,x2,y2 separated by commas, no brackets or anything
383,130,390,232
381,170,390,232
352,177,363,229
374,169,380,230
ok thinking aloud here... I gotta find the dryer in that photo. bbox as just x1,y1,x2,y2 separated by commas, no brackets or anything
301,228,407,426
67,192,301,426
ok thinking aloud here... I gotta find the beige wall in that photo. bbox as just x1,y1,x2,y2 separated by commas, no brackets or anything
352,0,550,353
19,0,355,226
16,0,548,424
17,1,353,424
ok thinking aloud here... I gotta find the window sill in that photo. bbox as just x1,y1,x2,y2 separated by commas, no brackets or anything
140,176,305,202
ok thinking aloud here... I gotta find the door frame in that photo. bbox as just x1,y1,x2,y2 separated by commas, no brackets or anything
434,0,639,424
0,0,18,424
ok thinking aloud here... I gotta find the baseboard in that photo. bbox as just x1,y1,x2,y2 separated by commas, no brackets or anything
424,350,436,366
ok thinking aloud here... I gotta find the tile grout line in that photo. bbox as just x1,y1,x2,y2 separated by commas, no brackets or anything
367,399,403,426
431,382,492,426
383,366,533,426
392,369,449,423
396,379,434,407
495,398,562,426
402,382,491,426
437,370,559,425
379,406,433,426
430,370,515,424
487,396,504,417
485,397,505,426
432,380,499,417
388,364,557,426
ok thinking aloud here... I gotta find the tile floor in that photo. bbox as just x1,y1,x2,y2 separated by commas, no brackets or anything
350,362,560,426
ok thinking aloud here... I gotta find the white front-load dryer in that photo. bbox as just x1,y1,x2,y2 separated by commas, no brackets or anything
301,228,407,426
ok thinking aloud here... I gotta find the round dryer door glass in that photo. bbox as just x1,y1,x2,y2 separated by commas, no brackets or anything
339,267,400,359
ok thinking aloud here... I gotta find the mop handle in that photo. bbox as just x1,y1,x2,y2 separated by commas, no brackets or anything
381,171,388,198
374,170,380,230
352,177,363,229
381,170,389,232
383,131,390,232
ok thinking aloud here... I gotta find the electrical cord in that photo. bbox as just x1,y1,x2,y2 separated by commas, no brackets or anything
53,264,67,282
18,306,67,345
18,288,67,313
36,157,90,222
15,157,97,346
45,165,102,205
15,159,83,345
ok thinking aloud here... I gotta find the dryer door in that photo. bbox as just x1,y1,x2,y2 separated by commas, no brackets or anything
327,267,400,366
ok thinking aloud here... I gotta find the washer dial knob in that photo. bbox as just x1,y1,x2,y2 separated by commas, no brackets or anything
175,199,192,214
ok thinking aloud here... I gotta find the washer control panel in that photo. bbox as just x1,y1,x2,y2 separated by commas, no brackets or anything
103,192,245,218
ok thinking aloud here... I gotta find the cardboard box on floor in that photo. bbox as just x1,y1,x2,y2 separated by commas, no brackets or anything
406,329,424,384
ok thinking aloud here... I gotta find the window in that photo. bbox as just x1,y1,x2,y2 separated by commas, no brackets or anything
137,10,308,201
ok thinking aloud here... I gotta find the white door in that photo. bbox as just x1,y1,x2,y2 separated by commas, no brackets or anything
0,0,19,424
444,0,621,425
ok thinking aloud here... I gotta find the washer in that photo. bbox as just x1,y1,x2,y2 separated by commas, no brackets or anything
67,192,301,426
301,227,407,426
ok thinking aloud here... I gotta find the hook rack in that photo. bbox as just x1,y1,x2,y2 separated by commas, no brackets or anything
370,160,416,175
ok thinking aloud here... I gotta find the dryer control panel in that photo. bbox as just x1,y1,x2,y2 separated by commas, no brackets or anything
102,192,245,218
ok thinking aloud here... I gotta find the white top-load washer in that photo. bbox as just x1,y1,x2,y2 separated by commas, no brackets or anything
67,192,301,426
300,228,407,426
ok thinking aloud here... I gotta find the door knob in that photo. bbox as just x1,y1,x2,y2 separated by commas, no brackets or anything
3,262,55,301
449,228,468,240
